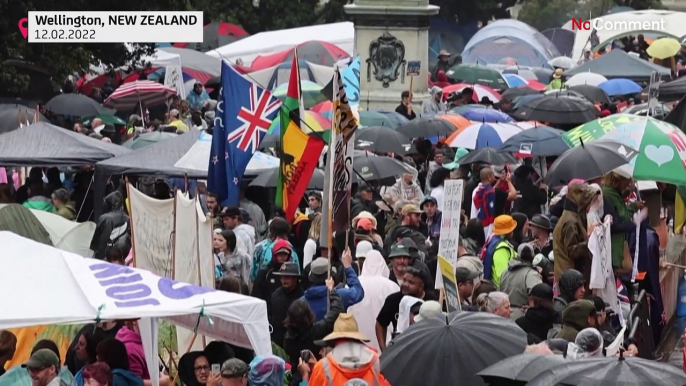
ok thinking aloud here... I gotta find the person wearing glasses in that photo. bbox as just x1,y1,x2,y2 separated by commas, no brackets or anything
21,349,65,386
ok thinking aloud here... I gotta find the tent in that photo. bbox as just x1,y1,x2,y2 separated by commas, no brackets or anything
207,22,354,66
462,25,560,68
564,49,671,81
0,231,271,361
658,76,686,102
0,205,53,246
247,60,334,90
0,122,129,166
541,28,575,57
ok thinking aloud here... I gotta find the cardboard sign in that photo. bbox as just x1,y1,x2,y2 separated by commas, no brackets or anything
406,61,421,77
164,65,185,100
438,255,460,312
435,179,464,289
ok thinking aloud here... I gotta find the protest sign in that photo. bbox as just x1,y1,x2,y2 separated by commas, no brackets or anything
436,180,464,288
438,255,460,312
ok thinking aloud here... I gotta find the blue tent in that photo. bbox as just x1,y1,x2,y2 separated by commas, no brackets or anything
541,28,575,57
462,26,559,68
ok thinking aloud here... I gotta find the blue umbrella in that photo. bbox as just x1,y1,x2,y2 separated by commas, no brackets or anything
459,107,515,123
598,78,642,96
503,74,527,88
147,68,194,82
499,125,570,156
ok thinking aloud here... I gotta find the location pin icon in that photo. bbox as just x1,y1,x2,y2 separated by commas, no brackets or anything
18,18,28,39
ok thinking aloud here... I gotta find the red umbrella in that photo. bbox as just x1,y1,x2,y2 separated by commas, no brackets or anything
174,22,248,51
103,80,176,111
310,100,333,114
525,80,546,91
250,41,349,71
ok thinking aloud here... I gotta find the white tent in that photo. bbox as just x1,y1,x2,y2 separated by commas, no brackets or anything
207,22,354,66
0,231,271,355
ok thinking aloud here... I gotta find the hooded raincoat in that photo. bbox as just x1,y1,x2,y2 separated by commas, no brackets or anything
552,183,594,283
499,257,542,320
90,191,130,260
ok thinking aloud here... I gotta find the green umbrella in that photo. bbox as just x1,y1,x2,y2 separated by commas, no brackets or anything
272,80,326,109
358,110,408,129
123,131,177,150
563,114,646,147
81,114,126,126
446,64,509,89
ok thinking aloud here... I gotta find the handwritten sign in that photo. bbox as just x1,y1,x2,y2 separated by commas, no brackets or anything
164,65,185,101
436,180,463,289
406,61,421,77
129,185,175,278
438,256,460,311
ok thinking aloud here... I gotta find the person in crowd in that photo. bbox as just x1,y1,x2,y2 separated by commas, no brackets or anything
72,330,108,385
251,217,300,283
239,187,267,243
578,50,592,64
81,363,113,386
23,178,56,213
555,300,598,342
461,218,486,257
460,87,475,105
455,267,479,310
482,215,518,287
306,191,323,215
219,206,256,256
512,164,548,219
45,168,63,195
21,349,64,386
354,240,373,272
475,291,512,319
353,215,384,253
187,83,211,110
0,183,13,204
567,328,604,359
500,243,542,320
205,192,222,227
218,358,249,386
351,185,377,218
398,238,433,287
529,214,553,258
603,170,643,277
471,279,497,304
302,213,321,268
428,167,451,212
424,149,447,193
0,330,16,377
51,188,76,220
303,249,364,321
413,301,445,324
251,240,295,312
387,243,412,286
305,313,389,385
218,274,248,295
115,320,149,381
349,249,400,352
247,355,284,385
431,50,452,81
545,69,566,91
554,269,586,314
516,283,558,344
284,278,342,384
553,182,595,282
389,172,423,204
395,91,416,120
16,167,44,204
178,351,221,386
90,191,130,260
420,196,442,241
289,209,312,265
269,262,304,348
167,109,189,133
510,212,530,250
213,229,251,289
95,339,144,386
0,340,74,386
65,322,123,377
385,205,426,251
421,87,446,115
376,265,437,351
462,163,483,217
472,167,514,238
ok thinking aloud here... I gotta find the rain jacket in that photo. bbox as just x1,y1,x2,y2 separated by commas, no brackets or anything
555,300,596,343
602,186,636,269
90,191,130,260
251,240,295,313
349,251,400,352
545,79,566,91
0,366,73,386
56,202,76,221
499,257,542,320
302,265,364,321
233,223,256,256
216,249,251,288
112,369,143,386
421,211,443,240
115,327,149,380
552,183,593,283
23,196,56,213
250,238,300,283
308,342,389,386
241,198,267,242
553,269,585,315
389,179,423,204
482,236,516,288
516,306,559,344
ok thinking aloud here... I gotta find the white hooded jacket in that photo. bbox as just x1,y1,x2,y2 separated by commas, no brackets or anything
233,223,256,257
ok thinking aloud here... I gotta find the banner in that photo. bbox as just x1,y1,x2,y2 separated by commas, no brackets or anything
164,65,186,101
436,180,464,288
129,185,174,277
438,256,460,312
327,67,358,234
341,57,360,111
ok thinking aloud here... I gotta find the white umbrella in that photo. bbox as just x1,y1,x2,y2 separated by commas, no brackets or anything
566,72,608,87
444,122,523,149
548,56,576,69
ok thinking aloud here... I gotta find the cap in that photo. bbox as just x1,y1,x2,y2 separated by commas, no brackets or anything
221,358,249,378
420,196,438,209
414,301,443,322
219,206,241,218
22,349,60,370
272,239,292,256
492,165,505,178
309,257,332,284
170,109,180,117
587,295,611,313
528,283,554,299
455,267,479,284
357,218,375,231
389,244,411,258
401,204,422,216
355,241,373,258
272,262,300,277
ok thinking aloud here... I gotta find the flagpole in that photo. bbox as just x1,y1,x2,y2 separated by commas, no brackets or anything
326,65,339,282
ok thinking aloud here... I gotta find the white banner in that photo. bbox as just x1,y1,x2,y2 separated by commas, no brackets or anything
129,185,174,277
436,179,464,289
164,65,186,101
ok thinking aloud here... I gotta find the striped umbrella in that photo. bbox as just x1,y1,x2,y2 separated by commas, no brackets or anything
103,81,177,110
503,74,528,88
444,122,523,149
442,84,502,103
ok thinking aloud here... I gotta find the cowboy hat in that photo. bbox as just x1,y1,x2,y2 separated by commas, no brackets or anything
316,313,369,346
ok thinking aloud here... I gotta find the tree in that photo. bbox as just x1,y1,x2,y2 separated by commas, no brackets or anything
431,0,517,24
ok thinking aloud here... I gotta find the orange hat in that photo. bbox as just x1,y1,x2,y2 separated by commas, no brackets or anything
357,218,376,231
493,215,517,236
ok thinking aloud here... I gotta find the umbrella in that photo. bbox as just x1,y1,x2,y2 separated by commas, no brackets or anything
259,132,280,149
0,106,49,133
566,72,608,87
455,107,515,123
272,80,326,108
250,166,325,190
544,89,586,99
528,355,686,386
448,104,487,115
353,152,413,181
525,80,546,91
250,41,350,70
501,86,540,101
504,67,553,84
358,110,409,129
81,114,126,126
458,147,517,165
569,84,611,104
544,139,637,186
103,81,177,110
396,116,457,138
173,22,249,52
512,94,545,110
437,114,471,131
548,56,576,69
45,93,113,117
122,131,177,150
646,37,681,59
563,114,646,146
310,100,333,114
445,122,523,149
512,95,598,124
503,74,528,88
598,78,642,96
380,311,527,386
442,84,502,103
500,124,570,156
267,111,330,135
478,353,568,385
447,64,509,88
354,126,412,155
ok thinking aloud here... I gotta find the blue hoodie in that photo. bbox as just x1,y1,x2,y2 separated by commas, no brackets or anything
74,368,142,386
302,266,364,321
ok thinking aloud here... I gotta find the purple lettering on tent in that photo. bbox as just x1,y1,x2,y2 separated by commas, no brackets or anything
99,274,143,287
115,298,161,308
158,277,214,299
90,263,134,279
106,284,153,300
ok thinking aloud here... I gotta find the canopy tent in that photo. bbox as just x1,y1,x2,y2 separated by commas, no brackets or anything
138,48,182,68
159,47,222,76
541,28,575,57
207,22,354,66
462,26,560,68
0,122,129,166
658,76,686,101
564,49,671,81
0,205,53,246
247,60,334,90
0,231,271,352
569,10,686,60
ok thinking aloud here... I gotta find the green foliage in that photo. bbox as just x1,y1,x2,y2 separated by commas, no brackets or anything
431,0,517,24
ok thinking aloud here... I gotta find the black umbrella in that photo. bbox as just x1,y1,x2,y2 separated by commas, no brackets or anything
478,353,567,385
396,116,456,138
354,126,412,155
353,152,413,181
249,167,325,190
457,147,516,165
528,355,686,386
569,84,612,104
380,311,527,386
501,87,540,101
512,95,599,124
544,89,585,99
499,125,570,157
0,106,49,133
45,93,113,117
512,94,545,111
259,132,280,149
205,75,220,88
544,139,637,186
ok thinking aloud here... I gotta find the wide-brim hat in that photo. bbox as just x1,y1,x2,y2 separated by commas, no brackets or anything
493,215,517,236
553,69,563,79
529,214,552,231
315,313,370,346
438,49,451,58
272,262,300,277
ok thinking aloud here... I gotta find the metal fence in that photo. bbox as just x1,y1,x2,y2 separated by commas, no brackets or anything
627,289,656,359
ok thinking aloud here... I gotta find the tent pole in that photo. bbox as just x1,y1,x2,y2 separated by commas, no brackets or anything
126,178,138,267
171,192,177,279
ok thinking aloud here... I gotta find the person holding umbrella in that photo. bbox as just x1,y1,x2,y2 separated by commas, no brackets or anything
421,87,446,115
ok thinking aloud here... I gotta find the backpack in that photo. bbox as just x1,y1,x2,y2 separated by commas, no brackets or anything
320,355,382,386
